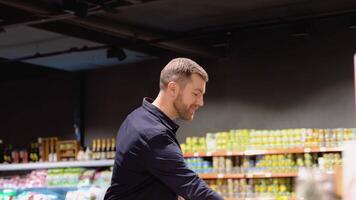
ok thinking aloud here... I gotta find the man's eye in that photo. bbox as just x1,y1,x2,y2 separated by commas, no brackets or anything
193,93,199,96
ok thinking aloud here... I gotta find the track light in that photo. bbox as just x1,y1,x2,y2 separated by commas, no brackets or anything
107,47,127,61
290,21,313,37
348,13,356,29
41,0,89,17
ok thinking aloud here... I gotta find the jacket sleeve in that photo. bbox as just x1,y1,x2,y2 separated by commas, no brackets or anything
145,133,224,200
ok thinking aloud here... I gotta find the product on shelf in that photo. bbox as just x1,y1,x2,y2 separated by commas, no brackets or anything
185,158,213,173
0,167,112,190
47,168,84,187
205,178,295,199
181,128,356,154
296,167,335,200
29,143,40,163
186,152,342,175
39,137,59,162
1,137,60,164
16,191,59,200
65,186,107,200
92,169,112,188
0,139,3,163
57,140,79,161
3,144,13,164
91,138,116,160
0,189,16,200
19,149,29,163
0,170,47,189
78,169,96,187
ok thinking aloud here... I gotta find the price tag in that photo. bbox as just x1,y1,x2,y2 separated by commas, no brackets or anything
265,172,272,178
226,151,233,156
304,148,311,153
193,152,199,157
206,152,212,156
246,173,253,178
320,147,326,152
245,150,266,155
217,174,224,179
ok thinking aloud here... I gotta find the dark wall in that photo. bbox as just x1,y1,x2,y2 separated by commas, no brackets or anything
1,16,356,148
84,16,356,145
84,59,165,145
0,73,78,148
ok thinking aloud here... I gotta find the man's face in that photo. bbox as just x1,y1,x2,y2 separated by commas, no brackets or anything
173,74,206,121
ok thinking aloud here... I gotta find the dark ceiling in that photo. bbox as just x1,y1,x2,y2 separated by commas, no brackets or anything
0,0,356,76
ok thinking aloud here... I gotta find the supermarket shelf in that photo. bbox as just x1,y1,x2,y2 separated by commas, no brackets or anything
184,147,343,157
184,151,244,158
0,186,107,190
0,160,114,171
198,172,298,179
199,173,245,179
225,198,295,200
245,147,343,156
0,186,78,191
245,172,298,178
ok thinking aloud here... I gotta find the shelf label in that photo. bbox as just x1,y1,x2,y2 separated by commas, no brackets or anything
206,152,212,156
217,174,224,179
320,147,326,152
265,172,272,178
304,148,311,153
193,152,200,157
246,173,253,178
245,150,267,155
226,151,233,156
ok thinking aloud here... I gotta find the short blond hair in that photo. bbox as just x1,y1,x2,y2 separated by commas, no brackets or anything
159,58,209,90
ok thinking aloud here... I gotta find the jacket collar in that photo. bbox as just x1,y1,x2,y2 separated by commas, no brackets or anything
142,97,179,133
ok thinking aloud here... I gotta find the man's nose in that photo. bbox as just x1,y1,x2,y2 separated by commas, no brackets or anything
197,96,204,107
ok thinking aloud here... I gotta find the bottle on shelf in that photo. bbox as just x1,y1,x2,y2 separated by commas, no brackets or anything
35,143,40,162
19,148,28,163
29,143,39,162
96,139,101,160
11,149,19,163
3,144,13,163
29,143,34,162
106,138,111,159
0,139,3,163
111,138,116,159
92,139,97,160
84,146,92,160
50,138,57,162
89,138,116,160
101,139,106,160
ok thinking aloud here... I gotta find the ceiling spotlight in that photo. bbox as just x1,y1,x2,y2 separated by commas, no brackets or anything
348,13,356,29
41,0,89,17
290,21,313,37
107,47,127,61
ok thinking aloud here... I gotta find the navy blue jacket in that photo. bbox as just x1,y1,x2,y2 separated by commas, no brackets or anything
104,98,224,200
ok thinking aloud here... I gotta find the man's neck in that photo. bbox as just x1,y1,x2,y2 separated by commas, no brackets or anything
152,93,177,120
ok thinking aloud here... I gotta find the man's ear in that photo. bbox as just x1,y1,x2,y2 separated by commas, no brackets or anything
167,81,180,98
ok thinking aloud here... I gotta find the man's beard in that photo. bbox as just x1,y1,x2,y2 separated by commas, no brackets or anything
173,94,193,121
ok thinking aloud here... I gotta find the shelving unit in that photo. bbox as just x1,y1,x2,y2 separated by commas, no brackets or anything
224,198,296,200
0,160,114,171
198,172,297,179
0,146,343,199
184,146,343,199
184,147,343,158
199,173,245,179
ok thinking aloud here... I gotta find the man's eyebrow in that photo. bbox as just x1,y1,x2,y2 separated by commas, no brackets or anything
194,89,204,93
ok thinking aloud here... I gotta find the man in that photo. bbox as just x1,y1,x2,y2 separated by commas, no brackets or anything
104,58,224,200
